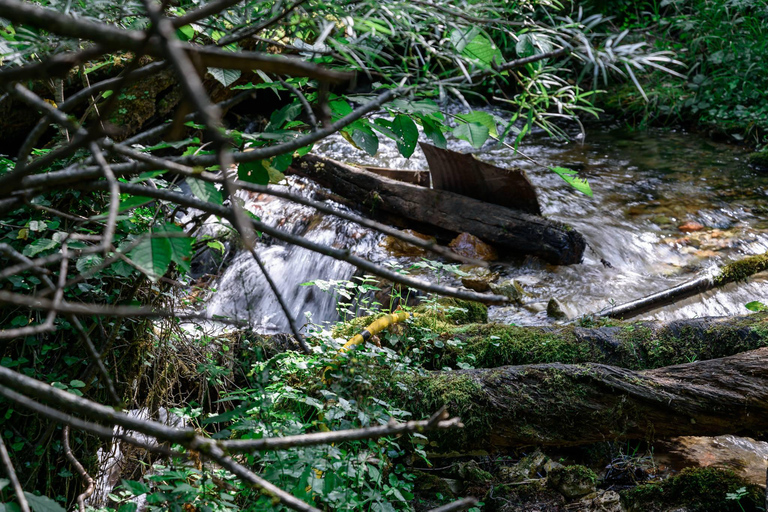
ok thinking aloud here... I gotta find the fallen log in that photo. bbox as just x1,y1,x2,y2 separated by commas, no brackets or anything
402,346,768,449
289,155,586,265
597,251,768,319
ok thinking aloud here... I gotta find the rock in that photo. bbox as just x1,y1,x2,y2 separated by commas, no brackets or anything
747,150,768,171
489,279,524,303
547,298,568,320
547,465,598,499
678,221,705,233
381,229,437,257
448,232,498,261
573,490,624,512
449,460,494,483
461,267,500,292
498,450,549,482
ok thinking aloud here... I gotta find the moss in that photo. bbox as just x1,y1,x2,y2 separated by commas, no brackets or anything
747,149,768,169
621,467,762,512
714,253,768,286
413,298,488,325
547,465,598,499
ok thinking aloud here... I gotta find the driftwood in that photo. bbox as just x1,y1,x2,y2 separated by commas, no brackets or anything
289,155,586,265
598,252,768,319
361,166,430,187
406,345,768,449
420,142,541,215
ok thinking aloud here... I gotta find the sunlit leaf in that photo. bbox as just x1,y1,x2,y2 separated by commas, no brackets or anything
550,166,593,197
453,122,489,149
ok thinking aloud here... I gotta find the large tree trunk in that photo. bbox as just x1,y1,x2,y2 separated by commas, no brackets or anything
429,313,768,371
288,155,586,265
404,345,768,449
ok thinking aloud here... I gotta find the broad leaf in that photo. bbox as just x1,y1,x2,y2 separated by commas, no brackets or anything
456,111,498,138
391,114,419,158
550,166,593,197
155,224,193,273
453,122,489,149
745,301,768,312
175,25,195,42
121,479,150,496
208,68,241,87
420,116,447,149
349,125,379,156
129,236,172,281
117,195,154,212
23,493,65,512
238,160,270,185
75,254,103,274
187,178,222,205
23,238,58,257
462,33,502,67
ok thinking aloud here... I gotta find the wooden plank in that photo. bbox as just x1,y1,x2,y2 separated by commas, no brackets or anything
361,166,430,187
420,142,542,215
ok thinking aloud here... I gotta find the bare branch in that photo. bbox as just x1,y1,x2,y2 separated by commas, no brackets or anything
62,426,95,512
0,435,30,512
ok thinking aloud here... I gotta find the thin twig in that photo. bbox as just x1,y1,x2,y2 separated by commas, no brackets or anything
0,435,30,512
62,426,95,512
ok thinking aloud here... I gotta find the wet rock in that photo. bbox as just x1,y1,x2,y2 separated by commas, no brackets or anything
382,229,437,257
573,490,624,512
461,267,500,292
655,435,768,487
448,460,493,483
486,479,565,512
547,465,598,499
747,150,768,171
489,279,524,303
498,450,549,482
547,298,569,320
678,221,705,233
449,232,498,261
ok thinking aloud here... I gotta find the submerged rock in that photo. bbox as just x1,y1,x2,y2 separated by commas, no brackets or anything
489,279,524,303
678,221,705,233
382,229,437,257
547,298,569,320
449,232,498,261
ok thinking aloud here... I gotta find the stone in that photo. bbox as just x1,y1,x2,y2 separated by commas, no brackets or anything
547,465,598,499
461,267,500,292
448,232,498,261
489,278,524,303
573,490,623,512
678,221,705,233
382,229,437,257
547,298,568,320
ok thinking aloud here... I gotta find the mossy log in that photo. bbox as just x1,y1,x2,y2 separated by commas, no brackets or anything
288,155,586,265
431,313,768,370
403,345,768,449
597,252,768,319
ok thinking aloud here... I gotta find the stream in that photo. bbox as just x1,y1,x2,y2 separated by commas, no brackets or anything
205,118,768,330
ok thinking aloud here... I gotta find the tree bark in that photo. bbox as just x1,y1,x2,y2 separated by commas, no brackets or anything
405,345,768,449
288,155,586,265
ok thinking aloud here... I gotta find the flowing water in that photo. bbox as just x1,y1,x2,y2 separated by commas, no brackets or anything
205,116,768,330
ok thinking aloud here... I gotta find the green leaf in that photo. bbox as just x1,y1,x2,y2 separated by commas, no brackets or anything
391,115,419,158
238,160,270,185
23,493,66,512
118,504,138,512
175,25,195,42
69,380,86,388
453,122,489,149
516,33,536,58
745,301,768,312
271,153,293,172
155,224,193,273
550,166,593,197
349,125,379,156
121,479,150,496
22,238,58,257
462,33,502,67
187,178,222,205
456,111,498,138
129,236,172,281
390,99,442,117
420,116,447,149
207,68,241,88
75,254,103,274
117,195,154,212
